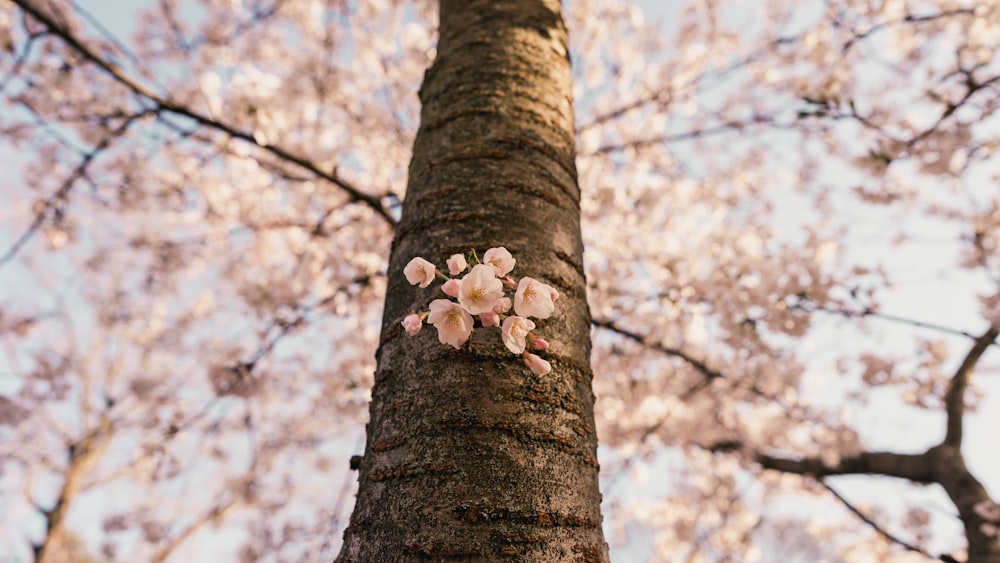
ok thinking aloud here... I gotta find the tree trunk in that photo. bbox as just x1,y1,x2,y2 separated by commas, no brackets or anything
336,0,607,561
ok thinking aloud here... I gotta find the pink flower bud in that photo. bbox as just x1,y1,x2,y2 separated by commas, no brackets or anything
442,278,461,298
501,316,535,354
530,336,549,350
446,253,467,275
493,297,512,314
522,352,551,376
401,314,422,336
479,311,500,327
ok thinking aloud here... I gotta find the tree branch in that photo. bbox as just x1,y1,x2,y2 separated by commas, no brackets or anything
0,108,149,268
10,0,396,226
791,300,992,344
33,417,113,563
925,444,1000,560
755,450,936,483
943,326,999,446
592,318,725,381
589,114,788,155
748,432,1000,559
151,406,257,562
821,481,958,563
149,478,246,563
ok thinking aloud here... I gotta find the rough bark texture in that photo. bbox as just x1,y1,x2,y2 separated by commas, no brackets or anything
336,0,608,561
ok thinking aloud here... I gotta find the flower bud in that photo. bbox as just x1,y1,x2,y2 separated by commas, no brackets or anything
446,253,467,275
442,279,461,298
479,311,500,327
401,313,422,335
522,353,551,376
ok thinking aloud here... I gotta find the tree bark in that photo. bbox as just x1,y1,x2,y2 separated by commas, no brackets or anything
336,0,608,561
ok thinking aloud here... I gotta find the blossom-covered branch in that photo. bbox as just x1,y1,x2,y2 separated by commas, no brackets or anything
0,108,150,267
9,0,396,225
33,416,113,563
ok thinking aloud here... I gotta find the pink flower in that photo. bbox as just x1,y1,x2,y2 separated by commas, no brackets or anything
459,264,504,315
514,277,556,319
479,311,500,327
529,336,549,350
522,353,551,376
442,279,461,298
446,253,468,275
501,315,535,354
404,257,436,288
427,299,473,349
493,296,512,314
401,314,423,335
483,247,515,277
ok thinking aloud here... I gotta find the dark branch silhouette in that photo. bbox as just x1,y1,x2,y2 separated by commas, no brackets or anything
9,0,396,229
0,109,150,268
821,481,959,563
592,318,724,381
943,326,999,446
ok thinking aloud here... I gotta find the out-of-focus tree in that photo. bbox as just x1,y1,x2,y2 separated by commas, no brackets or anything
0,0,998,561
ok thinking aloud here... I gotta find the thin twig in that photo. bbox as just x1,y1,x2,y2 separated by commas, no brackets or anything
793,301,991,344
822,480,958,563
592,318,724,381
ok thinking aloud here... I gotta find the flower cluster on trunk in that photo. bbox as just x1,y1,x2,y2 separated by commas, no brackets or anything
402,247,557,375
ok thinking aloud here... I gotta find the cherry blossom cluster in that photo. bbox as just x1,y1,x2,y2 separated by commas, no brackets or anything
401,247,558,376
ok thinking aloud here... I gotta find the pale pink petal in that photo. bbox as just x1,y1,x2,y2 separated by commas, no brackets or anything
493,296,512,313
483,247,516,277
458,264,504,314
446,253,468,275
426,299,473,348
530,336,549,350
523,353,551,376
479,311,500,327
401,313,422,336
514,277,556,319
404,257,437,288
501,315,535,354
442,279,461,298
